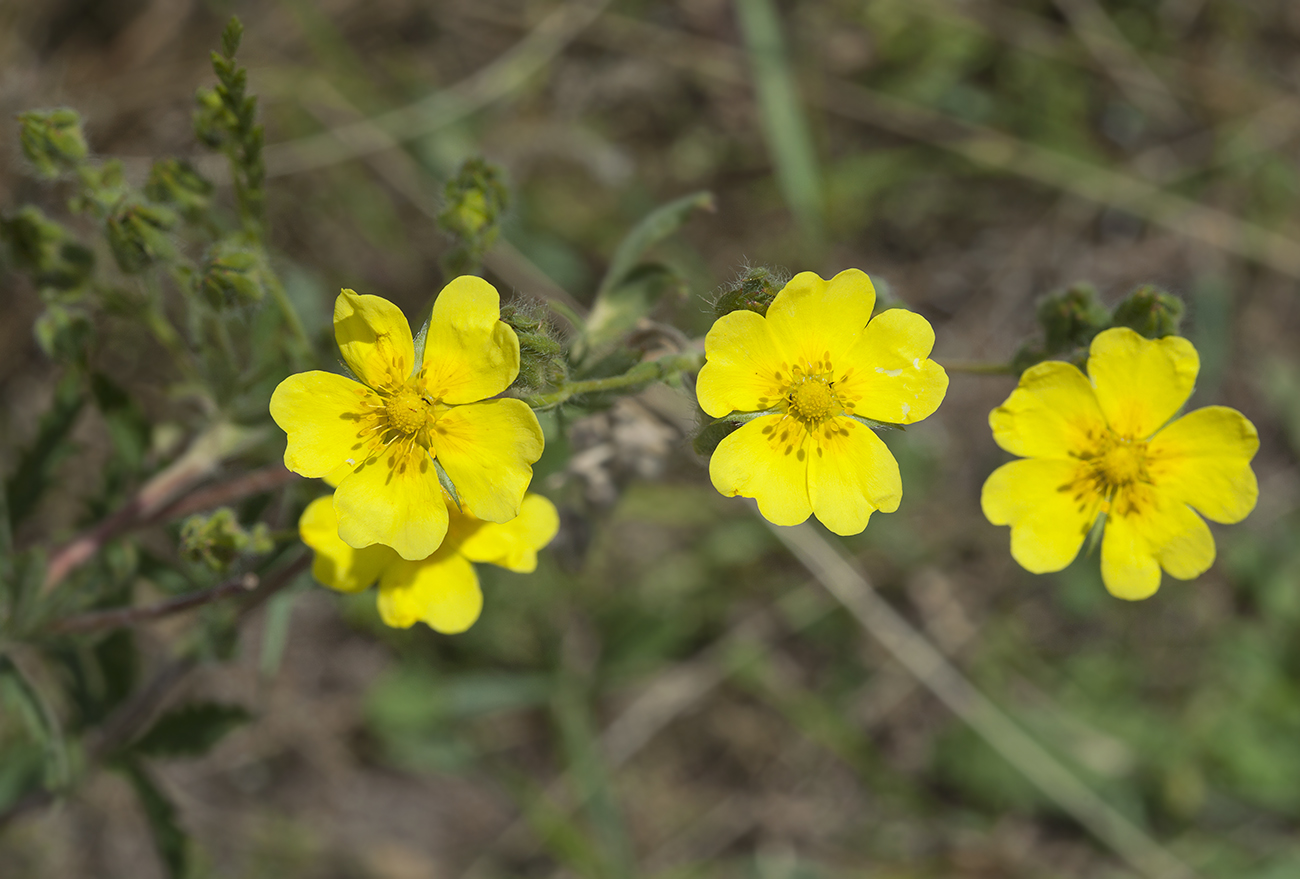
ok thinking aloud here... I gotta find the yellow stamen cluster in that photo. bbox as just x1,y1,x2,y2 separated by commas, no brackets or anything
1062,428,1154,521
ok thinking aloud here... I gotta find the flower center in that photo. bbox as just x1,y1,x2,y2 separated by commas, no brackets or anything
384,386,430,435
790,379,835,424
1095,434,1148,489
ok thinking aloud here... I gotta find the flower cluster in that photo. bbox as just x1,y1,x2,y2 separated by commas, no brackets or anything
271,277,551,631
982,327,1259,599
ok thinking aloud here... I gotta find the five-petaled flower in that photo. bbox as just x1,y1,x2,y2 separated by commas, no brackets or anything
696,269,949,534
270,277,544,560
981,326,1259,599
300,491,559,633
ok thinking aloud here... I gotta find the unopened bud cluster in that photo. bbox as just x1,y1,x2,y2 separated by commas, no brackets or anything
713,265,787,319
1014,282,1185,374
438,157,509,276
501,302,567,393
180,508,273,573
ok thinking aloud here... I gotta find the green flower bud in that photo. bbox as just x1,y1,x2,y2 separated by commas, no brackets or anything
501,302,568,393
438,157,509,275
1110,284,1184,339
180,507,271,573
713,265,787,319
34,300,93,364
193,87,233,149
105,200,176,273
197,241,266,308
1036,282,1111,354
145,158,215,221
18,108,88,177
1,206,94,290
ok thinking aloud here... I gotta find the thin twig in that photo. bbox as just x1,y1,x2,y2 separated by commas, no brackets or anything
47,573,261,635
764,518,1200,879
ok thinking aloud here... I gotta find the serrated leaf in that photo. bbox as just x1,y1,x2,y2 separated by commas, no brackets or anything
119,759,188,879
132,701,251,759
4,371,84,525
0,655,69,789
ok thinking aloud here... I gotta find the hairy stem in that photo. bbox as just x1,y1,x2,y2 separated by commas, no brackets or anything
522,351,703,409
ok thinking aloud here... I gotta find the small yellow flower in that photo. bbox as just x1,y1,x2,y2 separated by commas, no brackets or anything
982,326,1259,599
299,492,560,633
270,277,544,560
697,269,949,534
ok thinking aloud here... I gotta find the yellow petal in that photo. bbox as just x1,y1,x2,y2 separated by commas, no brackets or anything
709,415,812,527
422,276,520,405
334,289,416,392
433,398,544,523
270,371,375,478
981,458,1094,573
696,309,785,418
1101,497,1215,600
376,551,482,633
333,447,449,560
806,416,901,535
299,495,399,593
766,269,876,368
1148,405,1259,524
1099,511,1161,600
989,361,1107,459
458,493,561,572
839,309,948,425
1088,327,1198,438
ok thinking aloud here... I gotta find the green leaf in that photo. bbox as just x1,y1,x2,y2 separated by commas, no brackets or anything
595,191,713,300
0,655,70,789
119,758,189,879
4,371,84,525
434,458,462,511
54,629,138,730
736,0,824,246
583,262,683,355
132,701,251,758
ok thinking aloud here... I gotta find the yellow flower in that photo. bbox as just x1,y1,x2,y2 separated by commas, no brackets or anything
299,492,560,633
696,269,949,534
270,277,544,561
981,326,1259,600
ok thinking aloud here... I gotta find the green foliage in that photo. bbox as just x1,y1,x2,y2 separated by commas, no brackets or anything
196,17,265,232
118,759,189,879
4,371,84,526
131,701,251,758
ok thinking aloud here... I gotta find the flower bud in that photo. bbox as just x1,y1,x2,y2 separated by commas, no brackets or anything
1036,282,1111,354
197,241,266,308
34,300,93,364
1,206,94,290
1110,284,1184,339
713,265,787,318
18,108,88,177
106,200,177,273
180,508,273,573
501,302,567,393
438,157,509,275
146,158,215,221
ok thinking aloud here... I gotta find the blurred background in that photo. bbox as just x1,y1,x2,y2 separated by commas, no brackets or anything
3,0,1300,876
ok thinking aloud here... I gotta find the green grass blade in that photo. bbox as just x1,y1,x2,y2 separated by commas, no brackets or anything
735,0,825,247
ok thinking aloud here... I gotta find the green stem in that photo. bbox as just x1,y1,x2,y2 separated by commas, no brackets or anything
522,351,703,409
264,272,311,360
938,359,1016,376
